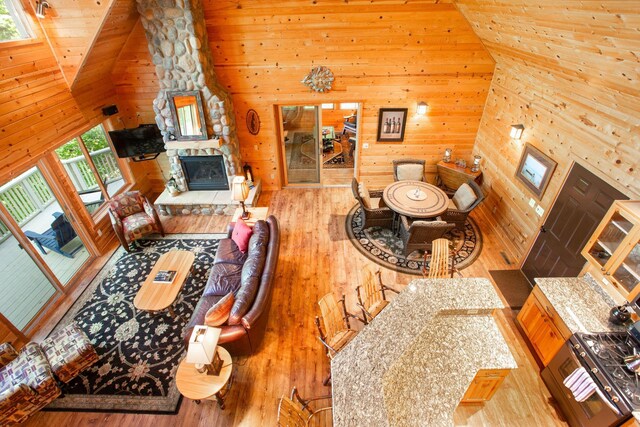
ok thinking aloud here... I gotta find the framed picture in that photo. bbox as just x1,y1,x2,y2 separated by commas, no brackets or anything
246,109,260,135
515,143,557,199
377,108,407,142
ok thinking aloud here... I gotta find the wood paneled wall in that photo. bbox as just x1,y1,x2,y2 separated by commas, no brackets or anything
456,0,640,262
113,0,494,191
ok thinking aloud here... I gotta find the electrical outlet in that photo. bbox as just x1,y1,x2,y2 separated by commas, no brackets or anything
535,205,545,217
529,198,536,208
363,143,369,149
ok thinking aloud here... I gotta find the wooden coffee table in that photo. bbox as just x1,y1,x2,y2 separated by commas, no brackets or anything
176,346,233,408
134,250,195,317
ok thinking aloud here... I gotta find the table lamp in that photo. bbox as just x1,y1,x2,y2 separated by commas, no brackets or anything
186,325,223,376
232,176,250,220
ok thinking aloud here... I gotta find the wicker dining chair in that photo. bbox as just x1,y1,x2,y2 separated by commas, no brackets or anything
440,180,485,231
424,238,456,278
315,293,358,386
351,178,394,229
277,386,332,427
398,216,455,256
393,159,426,182
355,265,400,324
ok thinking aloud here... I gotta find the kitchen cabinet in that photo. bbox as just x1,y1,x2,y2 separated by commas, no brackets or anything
517,286,572,366
582,201,640,301
460,369,510,404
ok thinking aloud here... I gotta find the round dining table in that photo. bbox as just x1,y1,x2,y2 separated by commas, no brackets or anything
382,180,449,218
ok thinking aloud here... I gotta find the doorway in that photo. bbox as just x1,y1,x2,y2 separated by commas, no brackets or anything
278,102,359,187
521,162,628,284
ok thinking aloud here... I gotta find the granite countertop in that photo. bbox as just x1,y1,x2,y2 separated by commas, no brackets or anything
331,278,516,427
534,274,624,333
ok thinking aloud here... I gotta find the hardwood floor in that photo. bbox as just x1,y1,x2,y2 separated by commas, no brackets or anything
26,188,567,427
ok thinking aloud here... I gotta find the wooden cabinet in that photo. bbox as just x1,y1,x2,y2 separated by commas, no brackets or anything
436,161,482,191
517,286,571,366
582,201,640,301
460,369,510,404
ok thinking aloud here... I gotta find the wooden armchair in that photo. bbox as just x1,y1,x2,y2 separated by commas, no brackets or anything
440,180,485,231
315,293,358,385
423,238,457,278
393,159,425,182
107,191,164,252
355,265,399,324
277,386,332,427
351,178,394,230
24,212,81,258
398,216,455,256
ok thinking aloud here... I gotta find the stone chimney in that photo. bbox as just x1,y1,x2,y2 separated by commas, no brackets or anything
135,0,241,185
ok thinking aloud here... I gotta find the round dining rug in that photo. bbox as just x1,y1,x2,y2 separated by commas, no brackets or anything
345,205,483,275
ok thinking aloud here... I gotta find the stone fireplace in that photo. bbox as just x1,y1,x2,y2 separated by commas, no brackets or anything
180,155,228,191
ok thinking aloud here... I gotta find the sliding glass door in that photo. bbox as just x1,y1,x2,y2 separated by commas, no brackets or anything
281,105,321,184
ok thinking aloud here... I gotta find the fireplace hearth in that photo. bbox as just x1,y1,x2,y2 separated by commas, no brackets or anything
180,155,229,191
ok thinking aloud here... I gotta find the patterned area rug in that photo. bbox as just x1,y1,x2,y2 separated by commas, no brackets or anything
288,132,317,169
345,205,482,275
45,235,223,414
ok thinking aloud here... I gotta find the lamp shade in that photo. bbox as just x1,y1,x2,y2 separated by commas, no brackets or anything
510,124,525,140
186,325,221,365
231,176,250,202
417,102,428,115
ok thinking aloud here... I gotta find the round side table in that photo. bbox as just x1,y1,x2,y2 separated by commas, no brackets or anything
176,346,233,409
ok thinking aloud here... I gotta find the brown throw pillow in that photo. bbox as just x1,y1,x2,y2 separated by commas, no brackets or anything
204,292,235,327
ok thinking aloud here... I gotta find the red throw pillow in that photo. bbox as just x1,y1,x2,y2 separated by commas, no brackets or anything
232,218,253,253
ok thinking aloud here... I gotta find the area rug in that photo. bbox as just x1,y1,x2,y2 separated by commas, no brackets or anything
45,234,223,414
345,205,482,275
288,132,317,170
489,269,533,310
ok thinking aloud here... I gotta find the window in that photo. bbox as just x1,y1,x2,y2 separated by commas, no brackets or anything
0,0,33,42
339,103,358,110
55,124,127,216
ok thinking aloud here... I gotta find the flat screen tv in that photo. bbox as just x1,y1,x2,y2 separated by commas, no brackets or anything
108,124,165,161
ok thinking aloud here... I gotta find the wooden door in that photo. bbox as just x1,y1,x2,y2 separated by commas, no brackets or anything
522,162,628,284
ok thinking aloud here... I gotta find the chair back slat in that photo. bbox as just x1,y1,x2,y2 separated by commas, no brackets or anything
277,397,307,427
318,293,347,340
428,238,451,278
360,266,383,310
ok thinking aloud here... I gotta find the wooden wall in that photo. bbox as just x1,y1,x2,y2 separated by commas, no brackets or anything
456,0,640,262
112,0,494,191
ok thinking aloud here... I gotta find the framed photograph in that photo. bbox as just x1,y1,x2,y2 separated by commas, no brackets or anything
515,144,557,199
377,108,407,142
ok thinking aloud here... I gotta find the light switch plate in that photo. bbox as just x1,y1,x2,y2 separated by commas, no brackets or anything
535,205,545,217
363,143,369,149
529,198,536,208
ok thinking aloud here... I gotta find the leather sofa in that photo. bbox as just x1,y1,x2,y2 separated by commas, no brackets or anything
184,216,280,356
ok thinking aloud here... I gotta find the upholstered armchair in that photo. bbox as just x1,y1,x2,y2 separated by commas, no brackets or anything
393,159,426,182
0,343,61,425
399,216,455,256
351,178,394,230
440,180,485,231
108,191,164,252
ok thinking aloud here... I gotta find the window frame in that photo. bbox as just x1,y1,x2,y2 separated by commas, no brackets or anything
0,0,34,43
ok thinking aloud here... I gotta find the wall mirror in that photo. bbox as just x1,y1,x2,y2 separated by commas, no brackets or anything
167,90,208,141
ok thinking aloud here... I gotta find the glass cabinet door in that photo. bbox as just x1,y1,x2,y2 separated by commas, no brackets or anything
611,238,640,294
586,210,634,267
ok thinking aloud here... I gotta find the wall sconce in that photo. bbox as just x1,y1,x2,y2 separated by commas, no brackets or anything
417,102,428,115
510,124,525,141
35,0,49,18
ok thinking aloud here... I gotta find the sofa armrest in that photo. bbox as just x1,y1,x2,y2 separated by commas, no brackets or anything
0,383,37,413
227,223,235,238
0,343,17,370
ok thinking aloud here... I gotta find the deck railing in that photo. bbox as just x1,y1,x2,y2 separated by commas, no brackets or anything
0,148,122,241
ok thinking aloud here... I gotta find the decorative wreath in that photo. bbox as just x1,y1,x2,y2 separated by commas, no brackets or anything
301,66,334,93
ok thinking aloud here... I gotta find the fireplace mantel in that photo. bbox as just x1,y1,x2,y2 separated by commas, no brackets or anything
165,138,221,150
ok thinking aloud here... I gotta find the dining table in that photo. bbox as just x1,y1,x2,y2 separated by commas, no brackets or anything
382,180,449,219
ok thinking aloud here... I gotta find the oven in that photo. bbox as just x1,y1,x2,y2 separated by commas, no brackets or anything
541,336,631,427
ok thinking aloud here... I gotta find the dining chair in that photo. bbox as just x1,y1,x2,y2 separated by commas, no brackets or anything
393,159,426,182
423,238,456,278
351,178,394,230
315,293,358,386
277,386,332,427
355,265,400,324
398,216,455,256
440,180,485,231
